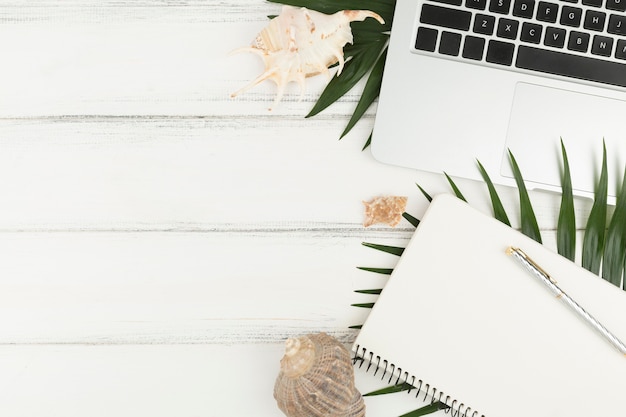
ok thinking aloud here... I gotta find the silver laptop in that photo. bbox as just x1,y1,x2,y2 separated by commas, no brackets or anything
372,0,626,199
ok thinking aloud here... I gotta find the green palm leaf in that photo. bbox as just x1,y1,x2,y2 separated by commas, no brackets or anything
357,266,394,275
476,159,511,226
402,212,420,227
354,289,383,294
362,132,373,151
340,49,387,139
351,302,375,308
557,139,576,261
444,173,467,202
582,142,608,274
601,166,626,286
416,183,433,202
307,40,387,119
362,242,405,256
508,150,542,243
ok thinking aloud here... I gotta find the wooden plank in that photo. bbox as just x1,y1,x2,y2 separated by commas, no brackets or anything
0,227,576,344
0,116,440,229
0,344,288,417
0,0,274,24
0,230,412,344
0,343,447,417
0,1,374,117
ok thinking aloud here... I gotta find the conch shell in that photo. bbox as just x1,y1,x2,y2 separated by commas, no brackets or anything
231,6,384,109
274,332,365,417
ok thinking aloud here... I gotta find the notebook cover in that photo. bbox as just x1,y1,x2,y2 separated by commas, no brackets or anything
353,194,626,417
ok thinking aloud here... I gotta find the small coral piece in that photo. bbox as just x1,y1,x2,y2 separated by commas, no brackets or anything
274,332,365,417
363,196,408,227
230,5,384,110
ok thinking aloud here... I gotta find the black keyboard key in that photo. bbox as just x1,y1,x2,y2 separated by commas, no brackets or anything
608,14,626,34
415,26,438,51
561,0,578,3
606,0,626,11
537,2,559,22
584,10,606,31
420,4,472,31
431,0,464,5
516,45,626,87
616,39,626,59
567,31,590,51
466,0,488,9
560,6,583,26
489,0,512,13
521,22,543,43
582,0,603,6
545,26,567,47
474,14,496,34
513,0,536,17
439,31,462,55
463,35,486,59
486,39,515,64
497,18,520,38
591,35,613,56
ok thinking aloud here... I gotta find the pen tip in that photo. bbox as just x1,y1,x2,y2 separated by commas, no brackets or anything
506,247,515,256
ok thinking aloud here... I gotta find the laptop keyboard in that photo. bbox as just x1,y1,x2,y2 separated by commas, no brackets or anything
413,0,626,87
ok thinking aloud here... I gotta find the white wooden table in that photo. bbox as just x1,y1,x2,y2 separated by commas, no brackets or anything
0,1,578,416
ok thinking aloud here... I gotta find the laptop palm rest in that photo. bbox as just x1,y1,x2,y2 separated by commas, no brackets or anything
503,82,626,197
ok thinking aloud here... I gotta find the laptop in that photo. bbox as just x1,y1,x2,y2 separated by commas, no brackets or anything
371,0,626,199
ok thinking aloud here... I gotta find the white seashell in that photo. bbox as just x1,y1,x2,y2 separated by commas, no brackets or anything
274,332,365,417
231,6,384,110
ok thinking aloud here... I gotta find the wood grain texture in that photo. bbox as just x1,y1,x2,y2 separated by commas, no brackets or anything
0,230,412,344
0,344,436,417
0,0,368,117
0,1,581,416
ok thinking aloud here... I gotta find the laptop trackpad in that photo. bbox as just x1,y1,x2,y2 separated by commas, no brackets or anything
503,82,626,196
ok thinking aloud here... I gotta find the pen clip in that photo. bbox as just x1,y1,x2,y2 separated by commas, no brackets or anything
507,247,556,284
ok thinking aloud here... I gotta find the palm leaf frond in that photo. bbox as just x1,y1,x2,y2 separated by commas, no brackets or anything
582,142,608,274
357,266,393,275
557,139,576,261
351,302,376,308
340,49,387,139
362,132,373,151
508,150,542,243
362,242,405,256
601,166,626,287
444,173,467,202
354,289,383,294
476,159,511,226
402,212,420,227
306,39,387,119
416,183,433,202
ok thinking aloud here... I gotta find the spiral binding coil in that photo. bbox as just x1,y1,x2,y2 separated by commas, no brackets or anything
353,345,485,417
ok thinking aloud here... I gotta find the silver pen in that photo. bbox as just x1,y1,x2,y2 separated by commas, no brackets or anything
507,246,626,357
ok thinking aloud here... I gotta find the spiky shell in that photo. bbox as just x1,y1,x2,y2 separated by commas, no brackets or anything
274,332,365,417
363,196,409,227
231,6,384,110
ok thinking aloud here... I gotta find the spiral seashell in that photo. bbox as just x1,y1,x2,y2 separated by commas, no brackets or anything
231,6,384,110
274,332,365,417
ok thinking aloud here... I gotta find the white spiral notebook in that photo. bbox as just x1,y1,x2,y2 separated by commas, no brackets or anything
353,194,626,417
